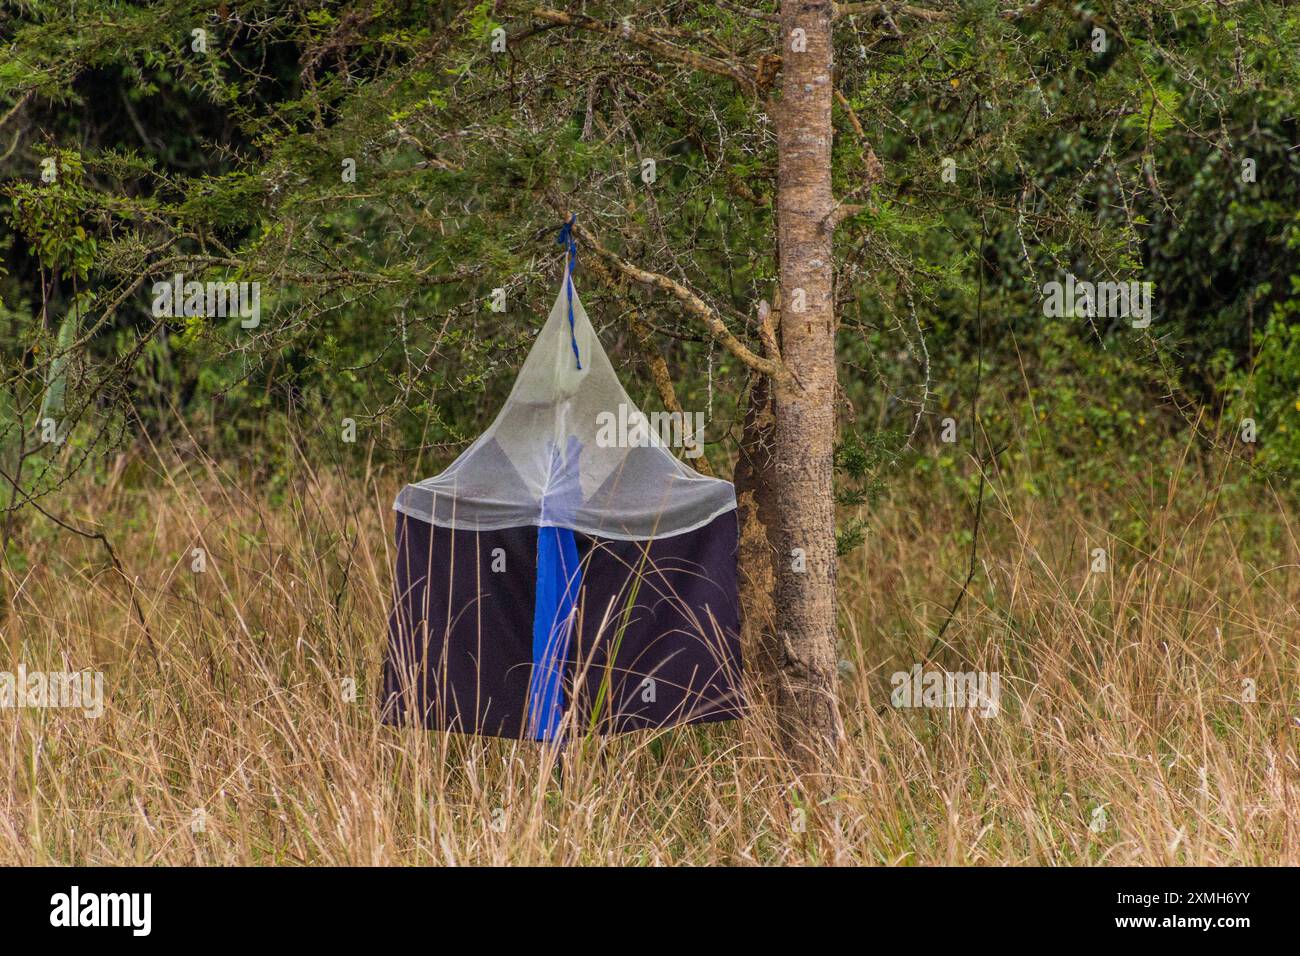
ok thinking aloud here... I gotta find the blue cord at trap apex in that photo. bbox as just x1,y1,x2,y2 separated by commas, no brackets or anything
556,215,582,369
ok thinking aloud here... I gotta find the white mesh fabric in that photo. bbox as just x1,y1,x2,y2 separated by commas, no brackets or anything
393,277,736,540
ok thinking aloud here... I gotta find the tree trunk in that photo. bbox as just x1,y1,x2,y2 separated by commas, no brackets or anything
767,0,841,759
735,366,778,687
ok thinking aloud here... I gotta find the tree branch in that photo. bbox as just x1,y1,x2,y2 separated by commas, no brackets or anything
716,1,780,25
0,462,161,671
569,220,788,382
0,88,34,133
824,90,884,232
834,88,886,183
527,7,757,92
584,254,717,477
823,202,867,233
833,0,1059,22
834,2,950,22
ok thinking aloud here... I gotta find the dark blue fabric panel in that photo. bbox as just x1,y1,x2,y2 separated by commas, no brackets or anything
382,515,537,737
382,511,743,739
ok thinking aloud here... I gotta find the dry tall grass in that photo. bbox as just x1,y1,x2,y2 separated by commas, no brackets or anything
1,437,1296,865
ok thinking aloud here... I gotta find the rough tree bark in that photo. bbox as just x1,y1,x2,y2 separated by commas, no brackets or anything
765,0,842,757
735,357,778,683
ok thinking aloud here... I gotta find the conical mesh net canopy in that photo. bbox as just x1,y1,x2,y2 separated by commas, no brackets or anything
394,278,736,540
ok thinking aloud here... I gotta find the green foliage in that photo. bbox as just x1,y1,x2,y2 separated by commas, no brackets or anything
6,151,98,280
0,0,1297,508
834,428,899,556
1221,219,1300,477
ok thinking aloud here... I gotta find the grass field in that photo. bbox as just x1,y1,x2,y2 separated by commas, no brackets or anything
1,435,1296,865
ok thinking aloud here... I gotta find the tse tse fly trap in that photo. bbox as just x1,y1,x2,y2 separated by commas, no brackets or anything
382,224,744,742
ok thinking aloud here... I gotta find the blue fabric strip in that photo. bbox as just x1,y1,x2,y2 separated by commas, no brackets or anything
527,526,582,741
555,216,582,369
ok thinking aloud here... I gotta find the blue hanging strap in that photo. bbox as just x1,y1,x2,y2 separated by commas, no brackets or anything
527,526,582,742
555,215,582,369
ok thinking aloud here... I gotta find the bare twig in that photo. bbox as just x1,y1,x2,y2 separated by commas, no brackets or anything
0,463,161,671
562,214,788,382
527,7,756,92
